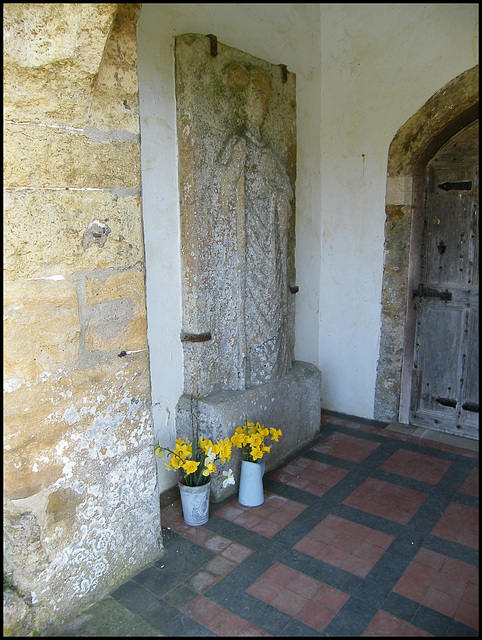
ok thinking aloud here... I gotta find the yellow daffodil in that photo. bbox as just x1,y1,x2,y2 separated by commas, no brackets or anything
199,436,213,454
154,394,234,487
182,460,200,474
250,434,263,448
218,439,232,464
231,432,245,448
230,420,282,462
202,459,216,476
270,428,282,442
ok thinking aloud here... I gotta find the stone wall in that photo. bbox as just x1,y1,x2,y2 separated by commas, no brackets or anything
3,4,162,634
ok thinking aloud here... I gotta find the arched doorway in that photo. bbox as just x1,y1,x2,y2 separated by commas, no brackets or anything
374,65,479,438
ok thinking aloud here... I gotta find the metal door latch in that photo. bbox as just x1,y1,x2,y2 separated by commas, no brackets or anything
413,284,452,301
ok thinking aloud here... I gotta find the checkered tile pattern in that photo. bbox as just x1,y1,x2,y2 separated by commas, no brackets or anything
110,412,478,636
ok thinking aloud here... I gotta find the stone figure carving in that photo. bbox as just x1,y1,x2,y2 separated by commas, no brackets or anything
215,63,294,388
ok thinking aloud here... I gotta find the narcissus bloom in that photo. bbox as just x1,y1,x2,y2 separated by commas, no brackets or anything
230,421,282,463
222,468,235,488
183,460,200,474
155,410,234,487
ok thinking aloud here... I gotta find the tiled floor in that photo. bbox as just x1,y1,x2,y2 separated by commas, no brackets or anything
65,412,479,636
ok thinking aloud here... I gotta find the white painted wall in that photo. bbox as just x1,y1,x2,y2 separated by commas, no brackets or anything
137,3,322,492
319,3,478,418
137,3,478,493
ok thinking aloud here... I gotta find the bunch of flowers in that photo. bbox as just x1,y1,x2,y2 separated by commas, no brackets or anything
155,395,235,488
231,421,282,462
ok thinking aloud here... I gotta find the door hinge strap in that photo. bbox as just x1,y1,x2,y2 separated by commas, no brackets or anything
462,402,479,413
413,284,452,301
434,397,457,408
438,181,472,191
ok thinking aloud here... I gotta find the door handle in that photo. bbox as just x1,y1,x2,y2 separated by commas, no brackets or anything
413,284,452,301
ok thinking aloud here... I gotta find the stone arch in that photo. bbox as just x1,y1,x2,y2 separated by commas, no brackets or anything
374,65,479,423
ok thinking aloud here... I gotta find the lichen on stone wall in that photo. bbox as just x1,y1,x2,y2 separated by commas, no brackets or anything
3,3,159,635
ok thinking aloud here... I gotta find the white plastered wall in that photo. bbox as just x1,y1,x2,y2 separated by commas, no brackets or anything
137,3,322,493
137,4,478,493
318,3,478,418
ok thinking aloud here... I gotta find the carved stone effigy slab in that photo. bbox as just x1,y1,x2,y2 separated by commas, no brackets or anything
175,35,321,499
175,33,297,395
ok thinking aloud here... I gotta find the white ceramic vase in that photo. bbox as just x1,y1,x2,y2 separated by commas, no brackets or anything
238,459,265,507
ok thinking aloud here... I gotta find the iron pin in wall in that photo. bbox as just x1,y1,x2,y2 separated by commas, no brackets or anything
180,331,212,343
207,34,218,57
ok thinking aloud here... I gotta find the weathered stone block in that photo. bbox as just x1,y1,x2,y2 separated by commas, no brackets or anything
3,189,144,279
3,590,35,637
4,123,140,189
176,361,322,502
86,269,148,353
3,278,80,385
4,353,152,500
4,352,160,626
3,3,117,127
88,4,141,134
385,176,413,206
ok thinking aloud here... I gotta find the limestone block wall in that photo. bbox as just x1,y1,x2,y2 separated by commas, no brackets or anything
3,4,161,634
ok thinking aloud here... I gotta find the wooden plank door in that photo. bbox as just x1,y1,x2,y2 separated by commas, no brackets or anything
410,120,478,439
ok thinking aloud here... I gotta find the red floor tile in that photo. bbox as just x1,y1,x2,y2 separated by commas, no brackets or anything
314,432,381,462
298,583,350,631
455,599,479,631
342,478,427,524
220,542,253,563
203,534,233,553
270,589,308,616
297,598,337,631
362,610,433,636
394,547,478,626
236,623,272,636
379,449,452,484
246,576,283,603
158,418,478,638
216,491,307,538
270,457,349,495
293,514,394,578
246,562,350,632
183,594,224,625
185,570,219,593
458,468,479,497
422,587,459,617
431,502,479,550
207,609,252,636
203,554,237,576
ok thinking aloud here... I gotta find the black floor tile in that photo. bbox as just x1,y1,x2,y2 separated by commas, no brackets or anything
140,599,184,633
161,612,217,637
110,580,163,615
278,618,322,636
444,618,480,637
248,602,293,636
381,591,421,622
411,604,453,636
353,579,393,607
324,596,379,636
